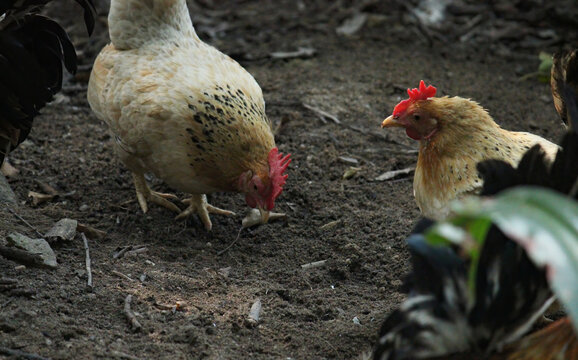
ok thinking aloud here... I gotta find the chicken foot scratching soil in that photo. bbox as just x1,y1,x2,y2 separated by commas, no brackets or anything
176,194,235,231
132,173,180,214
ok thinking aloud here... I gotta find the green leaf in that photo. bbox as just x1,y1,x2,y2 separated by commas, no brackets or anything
426,215,492,297
451,187,578,333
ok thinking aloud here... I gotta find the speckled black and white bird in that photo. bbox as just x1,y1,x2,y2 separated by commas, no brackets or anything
0,0,96,165
371,222,553,360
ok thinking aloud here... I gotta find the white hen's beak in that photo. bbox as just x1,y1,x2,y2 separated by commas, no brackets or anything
381,115,404,128
258,206,270,223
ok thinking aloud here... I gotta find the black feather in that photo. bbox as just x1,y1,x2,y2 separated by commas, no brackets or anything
372,225,551,360
0,0,96,163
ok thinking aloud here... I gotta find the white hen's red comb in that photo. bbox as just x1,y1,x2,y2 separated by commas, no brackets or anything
392,80,437,117
267,147,291,210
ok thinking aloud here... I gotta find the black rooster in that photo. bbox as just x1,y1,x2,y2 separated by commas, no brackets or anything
372,49,578,360
0,0,96,165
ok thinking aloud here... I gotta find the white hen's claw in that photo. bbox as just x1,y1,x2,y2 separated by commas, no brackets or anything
132,173,180,214
176,194,235,231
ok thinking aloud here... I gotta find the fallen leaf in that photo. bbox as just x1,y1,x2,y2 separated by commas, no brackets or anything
343,167,361,180
27,191,55,207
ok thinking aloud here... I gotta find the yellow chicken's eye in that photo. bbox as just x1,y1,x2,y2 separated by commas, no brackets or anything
413,114,421,121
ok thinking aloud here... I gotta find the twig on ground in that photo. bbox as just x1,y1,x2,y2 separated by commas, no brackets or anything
112,270,134,281
7,209,44,238
0,347,51,360
302,103,341,124
124,295,142,332
81,233,93,289
374,167,415,181
113,245,148,259
301,260,328,270
77,223,107,239
113,246,132,259
217,227,243,256
153,301,186,312
270,47,316,60
125,247,148,257
319,220,341,230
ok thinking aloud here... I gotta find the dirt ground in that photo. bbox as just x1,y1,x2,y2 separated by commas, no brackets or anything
1,1,577,359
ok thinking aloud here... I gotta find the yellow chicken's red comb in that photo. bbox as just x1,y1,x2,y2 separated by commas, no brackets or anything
393,80,437,117
267,147,291,210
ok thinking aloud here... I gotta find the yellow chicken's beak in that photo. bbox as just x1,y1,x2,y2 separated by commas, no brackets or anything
381,115,404,128
258,206,270,223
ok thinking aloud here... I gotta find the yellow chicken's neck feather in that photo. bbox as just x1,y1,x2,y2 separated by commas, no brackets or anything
413,96,556,219
109,0,198,50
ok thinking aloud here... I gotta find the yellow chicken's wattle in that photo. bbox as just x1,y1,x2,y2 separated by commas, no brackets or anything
87,0,290,230
381,81,558,220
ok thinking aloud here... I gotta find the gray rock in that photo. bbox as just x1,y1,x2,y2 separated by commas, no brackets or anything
6,233,57,269
0,173,17,206
45,218,78,243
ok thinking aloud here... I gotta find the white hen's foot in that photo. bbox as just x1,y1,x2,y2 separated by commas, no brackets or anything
176,194,235,231
132,173,180,214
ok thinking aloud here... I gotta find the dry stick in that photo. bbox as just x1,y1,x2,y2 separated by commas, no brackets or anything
124,295,142,332
112,270,134,281
302,103,341,124
217,226,243,256
81,233,93,289
7,208,44,238
124,247,148,257
114,245,147,259
301,260,328,270
0,347,51,360
113,245,133,259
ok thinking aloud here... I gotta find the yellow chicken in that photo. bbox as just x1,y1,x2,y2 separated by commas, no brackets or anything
88,0,290,230
381,81,558,220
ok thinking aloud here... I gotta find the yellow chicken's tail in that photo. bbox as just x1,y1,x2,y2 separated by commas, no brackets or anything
108,0,198,50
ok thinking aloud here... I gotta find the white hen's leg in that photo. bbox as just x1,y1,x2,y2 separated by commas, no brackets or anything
176,194,235,231
132,173,180,214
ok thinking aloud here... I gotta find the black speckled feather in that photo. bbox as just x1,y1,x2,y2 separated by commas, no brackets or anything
372,222,551,360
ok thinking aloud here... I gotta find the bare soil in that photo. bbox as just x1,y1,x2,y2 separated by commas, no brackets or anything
1,1,576,359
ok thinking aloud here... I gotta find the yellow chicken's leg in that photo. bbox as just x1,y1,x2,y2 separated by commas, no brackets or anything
176,194,235,231
132,173,180,214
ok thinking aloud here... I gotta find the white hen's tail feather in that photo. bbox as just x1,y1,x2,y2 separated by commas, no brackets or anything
109,0,197,49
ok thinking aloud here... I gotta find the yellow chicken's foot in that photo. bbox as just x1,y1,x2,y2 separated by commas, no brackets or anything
132,173,180,214
176,194,235,231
